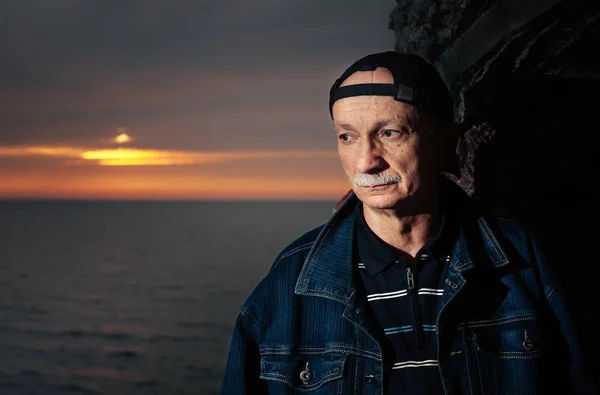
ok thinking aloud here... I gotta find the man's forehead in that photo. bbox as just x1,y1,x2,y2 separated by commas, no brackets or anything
339,67,394,87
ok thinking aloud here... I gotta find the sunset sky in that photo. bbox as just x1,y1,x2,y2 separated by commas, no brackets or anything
0,0,396,200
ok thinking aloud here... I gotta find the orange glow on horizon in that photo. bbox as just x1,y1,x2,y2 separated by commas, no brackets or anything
0,144,347,200
0,145,337,166
0,146,84,158
0,172,348,200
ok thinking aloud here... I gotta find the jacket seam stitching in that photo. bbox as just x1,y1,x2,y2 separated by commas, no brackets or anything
544,282,557,300
298,223,335,291
465,313,534,327
461,327,474,395
279,242,314,260
478,217,508,264
259,347,380,360
240,307,258,329
354,326,359,394
299,289,347,304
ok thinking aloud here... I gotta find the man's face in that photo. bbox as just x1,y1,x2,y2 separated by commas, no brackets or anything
332,67,442,211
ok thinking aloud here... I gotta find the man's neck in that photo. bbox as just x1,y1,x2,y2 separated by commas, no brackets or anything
362,203,442,259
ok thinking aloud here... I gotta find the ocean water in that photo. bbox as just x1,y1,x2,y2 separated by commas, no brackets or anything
0,200,335,395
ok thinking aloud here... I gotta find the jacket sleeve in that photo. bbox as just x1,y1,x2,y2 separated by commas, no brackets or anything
220,307,267,394
532,237,598,394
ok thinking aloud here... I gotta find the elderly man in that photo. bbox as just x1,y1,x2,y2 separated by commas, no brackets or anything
220,51,594,394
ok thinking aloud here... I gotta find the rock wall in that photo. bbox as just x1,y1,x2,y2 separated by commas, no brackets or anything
389,0,600,383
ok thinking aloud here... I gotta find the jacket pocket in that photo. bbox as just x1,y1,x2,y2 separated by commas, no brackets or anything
467,314,541,395
259,351,347,393
472,321,540,359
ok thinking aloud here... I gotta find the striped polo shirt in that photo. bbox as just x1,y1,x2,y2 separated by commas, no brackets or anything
355,204,456,394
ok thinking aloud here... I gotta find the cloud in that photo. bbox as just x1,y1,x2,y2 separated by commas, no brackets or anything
0,0,396,90
0,66,329,117
0,146,84,158
0,65,337,151
0,144,337,166
0,0,392,200
0,0,396,153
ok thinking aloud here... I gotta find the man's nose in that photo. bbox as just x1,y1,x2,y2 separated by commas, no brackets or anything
355,139,383,174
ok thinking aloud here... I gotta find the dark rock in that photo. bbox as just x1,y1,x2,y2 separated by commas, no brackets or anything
389,0,600,385
389,0,599,120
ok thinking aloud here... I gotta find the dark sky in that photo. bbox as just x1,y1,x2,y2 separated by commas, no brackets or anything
0,0,397,199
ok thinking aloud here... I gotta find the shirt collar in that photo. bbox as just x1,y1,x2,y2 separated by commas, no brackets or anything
355,202,453,276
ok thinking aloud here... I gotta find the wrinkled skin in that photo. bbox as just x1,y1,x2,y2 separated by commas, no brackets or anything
332,67,453,218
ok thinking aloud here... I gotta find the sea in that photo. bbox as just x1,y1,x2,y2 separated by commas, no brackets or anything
0,200,336,395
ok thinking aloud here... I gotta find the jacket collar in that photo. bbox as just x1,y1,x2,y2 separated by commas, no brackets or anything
294,177,509,305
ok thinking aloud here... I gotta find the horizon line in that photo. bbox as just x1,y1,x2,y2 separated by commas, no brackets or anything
0,197,339,203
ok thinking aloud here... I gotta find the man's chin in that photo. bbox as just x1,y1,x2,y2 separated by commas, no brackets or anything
355,190,401,210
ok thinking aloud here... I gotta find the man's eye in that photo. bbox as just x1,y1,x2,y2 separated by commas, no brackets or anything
382,130,401,138
339,133,352,142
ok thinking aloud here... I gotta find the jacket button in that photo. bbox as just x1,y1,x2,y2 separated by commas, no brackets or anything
523,329,534,352
355,307,363,314
365,375,375,383
300,362,312,384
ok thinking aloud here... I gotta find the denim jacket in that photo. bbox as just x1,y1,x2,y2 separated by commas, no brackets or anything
221,184,595,394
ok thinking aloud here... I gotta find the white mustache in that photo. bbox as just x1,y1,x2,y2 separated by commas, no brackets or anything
354,173,401,187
